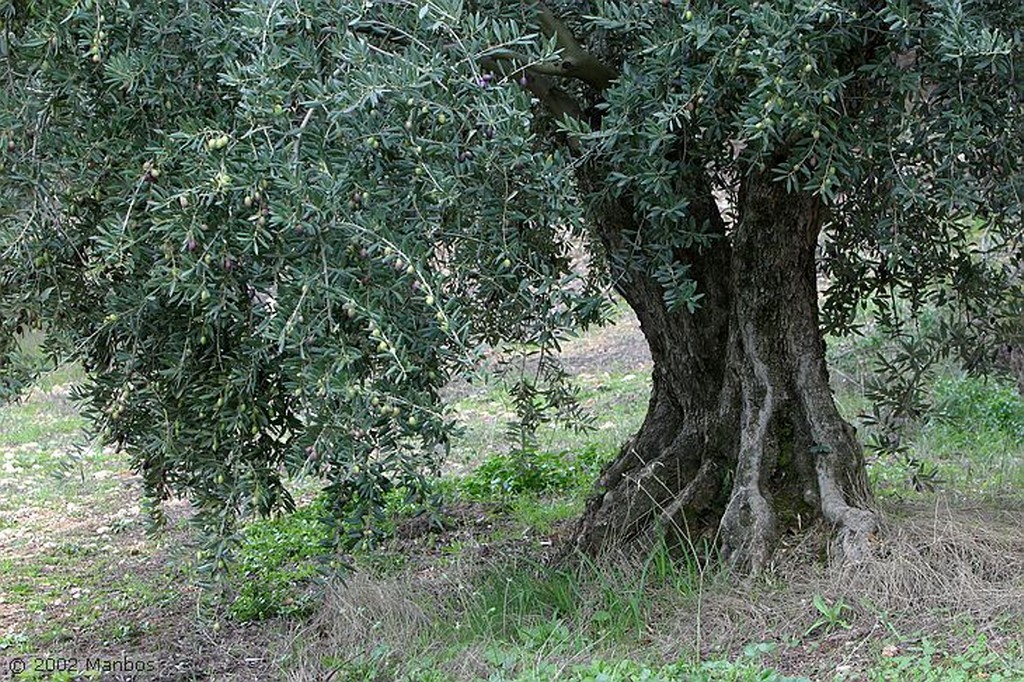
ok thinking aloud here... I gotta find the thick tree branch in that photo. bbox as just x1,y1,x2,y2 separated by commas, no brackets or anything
351,5,612,124
479,51,584,120
535,4,617,91
479,4,616,120
521,74,584,121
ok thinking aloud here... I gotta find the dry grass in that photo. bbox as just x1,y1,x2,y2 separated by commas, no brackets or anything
284,572,439,681
285,499,1024,680
656,498,1024,676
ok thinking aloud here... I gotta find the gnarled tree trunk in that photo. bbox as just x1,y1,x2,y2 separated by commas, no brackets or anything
571,171,877,572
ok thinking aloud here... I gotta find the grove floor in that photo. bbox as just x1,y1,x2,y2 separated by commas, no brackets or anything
1,310,1022,681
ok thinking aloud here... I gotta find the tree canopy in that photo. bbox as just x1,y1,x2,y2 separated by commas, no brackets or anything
1,0,1021,571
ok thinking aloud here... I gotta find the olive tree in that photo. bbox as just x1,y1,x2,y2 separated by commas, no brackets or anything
1,0,1021,572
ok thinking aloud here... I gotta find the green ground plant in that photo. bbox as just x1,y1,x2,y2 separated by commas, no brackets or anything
869,635,1022,682
458,444,610,501
228,498,333,622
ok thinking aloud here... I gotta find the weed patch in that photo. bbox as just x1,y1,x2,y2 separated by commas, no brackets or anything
228,499,333,622
459,445,610,501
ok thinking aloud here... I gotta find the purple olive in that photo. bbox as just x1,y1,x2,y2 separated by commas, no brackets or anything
186,238,197,252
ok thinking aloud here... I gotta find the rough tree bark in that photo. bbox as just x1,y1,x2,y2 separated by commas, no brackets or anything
569,169,877,572
507,4,878,571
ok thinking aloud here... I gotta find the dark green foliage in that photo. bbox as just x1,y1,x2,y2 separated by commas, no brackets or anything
1,0,1022,567
0,0,604,567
